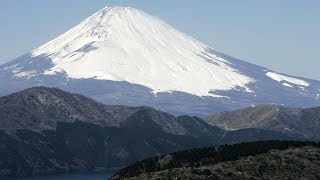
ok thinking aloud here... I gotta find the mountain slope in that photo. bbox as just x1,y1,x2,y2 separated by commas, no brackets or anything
0,121,210,177
0,6,319,116
111,141,320,180
0,86,136,131
0,86,294,140
0,87,300,176
0,86,198,136
206,105,320,141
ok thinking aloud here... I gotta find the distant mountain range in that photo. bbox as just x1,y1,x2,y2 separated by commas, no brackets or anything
0,87,300,177
0,6,319,116
111,141,320,180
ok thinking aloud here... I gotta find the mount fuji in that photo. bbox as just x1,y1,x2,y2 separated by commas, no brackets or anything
1,6,319,116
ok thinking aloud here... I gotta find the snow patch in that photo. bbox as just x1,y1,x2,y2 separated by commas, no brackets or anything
11,67,23,74
282,83,293,88
299,86,307,91
14,70,38,79
283,128,293,132
221,126,238,131
209,94,230,98
3,64,19,71
266,72,309,87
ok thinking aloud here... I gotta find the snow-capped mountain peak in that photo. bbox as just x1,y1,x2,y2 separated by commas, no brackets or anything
31,6,254,97
1,6,319,116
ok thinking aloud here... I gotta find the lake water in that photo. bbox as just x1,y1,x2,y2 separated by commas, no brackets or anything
1,173,114,180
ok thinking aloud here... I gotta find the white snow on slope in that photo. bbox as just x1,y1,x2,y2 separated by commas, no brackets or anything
282,83,293,88
14,70,38,79
266,72,309,87
31,6,254,97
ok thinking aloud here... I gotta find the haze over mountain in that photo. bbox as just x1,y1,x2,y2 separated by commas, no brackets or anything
0,6,319,116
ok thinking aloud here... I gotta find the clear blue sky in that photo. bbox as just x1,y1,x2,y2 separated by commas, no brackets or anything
0,0,319,80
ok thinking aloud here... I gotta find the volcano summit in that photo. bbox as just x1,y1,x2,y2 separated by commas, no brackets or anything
0,6,319,116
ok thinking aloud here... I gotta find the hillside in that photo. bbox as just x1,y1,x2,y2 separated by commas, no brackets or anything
111,141,320,180
0,87,296,177
206,105,320,140
0,86,210,136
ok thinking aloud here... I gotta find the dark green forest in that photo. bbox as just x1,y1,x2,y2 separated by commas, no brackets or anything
114,140,320,178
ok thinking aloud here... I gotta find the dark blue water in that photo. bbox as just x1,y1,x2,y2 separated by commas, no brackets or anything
1,173,113,180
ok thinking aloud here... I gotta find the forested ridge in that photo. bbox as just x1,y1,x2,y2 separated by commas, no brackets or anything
112,140,320,179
